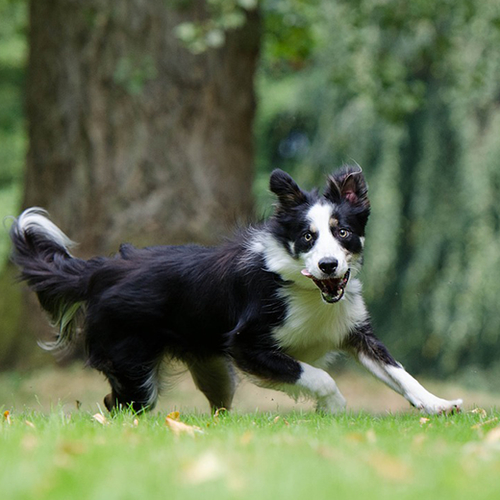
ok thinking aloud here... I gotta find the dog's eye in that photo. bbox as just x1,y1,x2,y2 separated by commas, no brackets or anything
303,232,313,242
338,229,351,239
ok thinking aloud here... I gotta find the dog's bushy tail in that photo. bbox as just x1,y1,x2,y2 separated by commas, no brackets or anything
9,208,92,351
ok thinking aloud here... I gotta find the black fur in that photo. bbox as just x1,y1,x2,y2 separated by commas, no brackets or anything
10,211,303,411
342,321,399,368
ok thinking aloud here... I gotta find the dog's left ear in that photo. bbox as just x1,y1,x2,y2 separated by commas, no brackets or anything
325,165,369,209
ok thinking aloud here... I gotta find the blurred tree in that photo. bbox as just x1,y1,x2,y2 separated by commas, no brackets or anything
25,0,259,254
1,0,260,368
256,0,500,383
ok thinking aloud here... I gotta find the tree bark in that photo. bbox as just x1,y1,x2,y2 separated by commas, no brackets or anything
25,0,259,255
2,0,260,368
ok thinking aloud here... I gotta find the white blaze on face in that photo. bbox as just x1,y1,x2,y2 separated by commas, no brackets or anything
305,202,348,278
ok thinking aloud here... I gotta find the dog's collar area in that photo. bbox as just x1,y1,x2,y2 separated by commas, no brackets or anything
301,268,351,303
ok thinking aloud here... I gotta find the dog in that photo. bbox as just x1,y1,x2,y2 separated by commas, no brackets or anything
9,166,462,414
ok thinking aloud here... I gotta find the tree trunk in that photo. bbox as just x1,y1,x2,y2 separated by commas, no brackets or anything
2,0,260,368
25,0,259,255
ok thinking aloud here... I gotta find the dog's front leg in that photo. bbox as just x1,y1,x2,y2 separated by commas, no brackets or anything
343,322,463,415
231,334,346,413
296,362,347,413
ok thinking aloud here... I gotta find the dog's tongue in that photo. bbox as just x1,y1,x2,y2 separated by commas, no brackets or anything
301,269,350,304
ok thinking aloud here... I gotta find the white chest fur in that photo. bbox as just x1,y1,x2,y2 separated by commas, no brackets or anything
272,278,368,363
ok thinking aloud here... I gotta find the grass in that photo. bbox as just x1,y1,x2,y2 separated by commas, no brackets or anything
1,365,500,500
1,407,500,500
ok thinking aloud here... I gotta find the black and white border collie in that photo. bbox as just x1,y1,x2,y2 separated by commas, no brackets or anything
9,166,462,415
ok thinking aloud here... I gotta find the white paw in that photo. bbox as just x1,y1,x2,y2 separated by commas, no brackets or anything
316,392,347,414
415,397,463,415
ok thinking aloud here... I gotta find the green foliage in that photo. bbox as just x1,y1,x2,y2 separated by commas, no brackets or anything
0,0,26,265
261,0,319,73
256,0,500,378
0,0,26,187
1,408,500,499
175,0,258,53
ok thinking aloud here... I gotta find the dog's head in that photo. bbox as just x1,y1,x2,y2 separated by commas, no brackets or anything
267,166,370,303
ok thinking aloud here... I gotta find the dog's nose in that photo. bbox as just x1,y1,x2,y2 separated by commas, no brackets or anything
318,258,338,276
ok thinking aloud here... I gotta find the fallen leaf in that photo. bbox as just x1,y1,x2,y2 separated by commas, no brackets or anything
3,411,11,425
471,408,487,418
366,429,377,443
25,421,36,429
471,417,498,430
59,440,87,456
182,452,224,484
419,417,430,426
165,416,204,437
166,411,180,421
272,415,289,426
346,432,365,443
21,434,38,452
412,434,426,449
485,426,500,443
367,451,413,483
133,418,139,427
213,408,228,418
92,413,109,425
315,445,342,460
240,431,253,446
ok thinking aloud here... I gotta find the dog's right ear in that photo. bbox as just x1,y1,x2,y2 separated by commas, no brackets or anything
270,169,307,210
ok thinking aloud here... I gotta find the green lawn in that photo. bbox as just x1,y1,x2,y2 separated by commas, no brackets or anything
2,363,499,500
1,406,500,500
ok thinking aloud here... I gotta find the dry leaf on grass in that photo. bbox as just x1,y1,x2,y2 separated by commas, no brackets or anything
471,418,498,430
273,416,290,426
165,415,204,437
166,411,180,421
485,426,500,443
367,451,413,483
470,408,488,418
3,410,12,425
182,452,225,484
239,431,253,446
346,430,377,444
213,408,228,418
92,413,109,425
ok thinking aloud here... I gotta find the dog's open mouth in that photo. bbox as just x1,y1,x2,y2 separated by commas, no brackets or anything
301,269,351,303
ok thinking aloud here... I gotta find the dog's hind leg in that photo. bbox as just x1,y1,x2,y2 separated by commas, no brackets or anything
88,342,163,413
101,361,162,413
187,356,237,412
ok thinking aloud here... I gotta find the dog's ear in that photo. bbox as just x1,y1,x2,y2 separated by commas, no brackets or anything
270,169,307,210
325,165,369,209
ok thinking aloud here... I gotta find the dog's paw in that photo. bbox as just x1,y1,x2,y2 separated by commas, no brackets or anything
415,397,463,416
316,392,347,414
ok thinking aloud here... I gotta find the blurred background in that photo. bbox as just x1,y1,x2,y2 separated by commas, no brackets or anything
1,0,500,410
